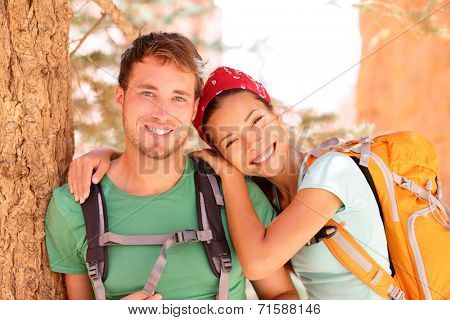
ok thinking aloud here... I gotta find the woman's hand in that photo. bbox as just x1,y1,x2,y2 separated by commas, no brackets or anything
68,147,122,204
120,291,162,300
189,149,236,177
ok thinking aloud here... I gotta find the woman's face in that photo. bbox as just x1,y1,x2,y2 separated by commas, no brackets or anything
205,91,290,177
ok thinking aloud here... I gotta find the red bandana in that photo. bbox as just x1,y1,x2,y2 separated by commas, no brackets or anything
193,66,271,141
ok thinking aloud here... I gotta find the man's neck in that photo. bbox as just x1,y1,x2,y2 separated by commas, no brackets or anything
107,145,187,197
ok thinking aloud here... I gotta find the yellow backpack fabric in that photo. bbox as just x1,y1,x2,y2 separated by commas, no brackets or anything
304,131,450,300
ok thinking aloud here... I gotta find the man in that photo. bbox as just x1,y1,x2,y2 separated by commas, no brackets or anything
45,32,298,300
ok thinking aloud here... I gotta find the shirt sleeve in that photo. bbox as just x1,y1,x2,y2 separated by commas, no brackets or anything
245,180,277,226
298,152,364,212
45,186,87,274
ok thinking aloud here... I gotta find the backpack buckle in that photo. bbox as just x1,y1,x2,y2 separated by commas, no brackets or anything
306,226,337,246
360,136,373,144
175,230,199,244
219,255,232,272
88,262,100,280
399,177,413,191
388,285,405,300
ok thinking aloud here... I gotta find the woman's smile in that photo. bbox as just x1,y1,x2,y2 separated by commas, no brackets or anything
250,142,277,166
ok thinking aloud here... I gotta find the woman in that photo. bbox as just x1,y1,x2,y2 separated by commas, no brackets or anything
69,66,391,299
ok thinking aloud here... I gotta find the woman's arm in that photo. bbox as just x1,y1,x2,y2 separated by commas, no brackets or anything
192,150,342,280
221,169,341,280
251,265,299,300
68,147,122,203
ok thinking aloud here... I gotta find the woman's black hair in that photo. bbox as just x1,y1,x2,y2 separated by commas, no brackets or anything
201,88,273,146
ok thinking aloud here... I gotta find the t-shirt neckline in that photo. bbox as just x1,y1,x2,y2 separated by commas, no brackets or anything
101,156,194,200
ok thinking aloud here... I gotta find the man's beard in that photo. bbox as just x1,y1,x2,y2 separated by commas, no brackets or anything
123,113,190,160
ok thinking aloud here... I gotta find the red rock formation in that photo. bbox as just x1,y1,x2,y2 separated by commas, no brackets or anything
356,0,450,203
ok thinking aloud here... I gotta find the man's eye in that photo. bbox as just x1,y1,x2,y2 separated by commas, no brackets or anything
226,139,238,148
174,96,187,102
252,115,263,126
142,91,153,97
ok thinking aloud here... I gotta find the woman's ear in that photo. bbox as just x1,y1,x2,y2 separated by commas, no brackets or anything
115,85,125,113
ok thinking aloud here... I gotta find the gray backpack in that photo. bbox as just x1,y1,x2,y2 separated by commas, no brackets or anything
80,159,232,299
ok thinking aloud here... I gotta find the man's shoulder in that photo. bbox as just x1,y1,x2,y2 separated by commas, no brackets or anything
245,178,276,224
52,183,74,201
50,183,81,211
45,184,88,274
46,183,85,230
244,178,266,200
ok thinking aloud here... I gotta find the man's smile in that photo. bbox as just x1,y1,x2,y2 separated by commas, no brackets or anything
144,125,174,137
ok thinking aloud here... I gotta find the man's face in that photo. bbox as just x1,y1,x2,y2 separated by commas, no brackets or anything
116,55,198,160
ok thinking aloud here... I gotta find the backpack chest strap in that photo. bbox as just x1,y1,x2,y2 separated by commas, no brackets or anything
140,230,214,297
89,229,213,299
98,230,213,246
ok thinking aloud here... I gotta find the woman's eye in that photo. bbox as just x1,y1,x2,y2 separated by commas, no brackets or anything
174,96,187,102
251,115,263,126
225,139,238,148
142,91,153,97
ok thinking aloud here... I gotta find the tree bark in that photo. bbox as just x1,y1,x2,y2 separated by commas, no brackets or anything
0,0,73,299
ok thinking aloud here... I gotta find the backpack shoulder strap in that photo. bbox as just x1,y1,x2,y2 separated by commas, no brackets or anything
80,183,109,299
192,158,232,300
322,221,405,299
302,141,406,299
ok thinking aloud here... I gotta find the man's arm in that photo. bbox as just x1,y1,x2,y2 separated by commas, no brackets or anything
251,265,299,300
64,274,95,300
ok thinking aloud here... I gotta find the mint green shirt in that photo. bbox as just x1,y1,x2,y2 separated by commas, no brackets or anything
291,152,391,300
45,157,276,300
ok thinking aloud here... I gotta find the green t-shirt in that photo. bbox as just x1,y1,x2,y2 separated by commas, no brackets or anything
45,157,276,300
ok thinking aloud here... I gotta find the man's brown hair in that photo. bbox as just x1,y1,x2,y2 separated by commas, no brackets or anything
118,32,205,99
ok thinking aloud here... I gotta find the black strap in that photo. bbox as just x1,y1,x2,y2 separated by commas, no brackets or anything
306,225,337,245
193,158,232,277
81,183,109,281
349,156,395,277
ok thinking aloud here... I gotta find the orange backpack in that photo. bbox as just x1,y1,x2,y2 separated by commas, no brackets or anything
303,131,450,300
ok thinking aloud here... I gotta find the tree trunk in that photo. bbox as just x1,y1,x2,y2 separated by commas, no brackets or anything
0,0,73,299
